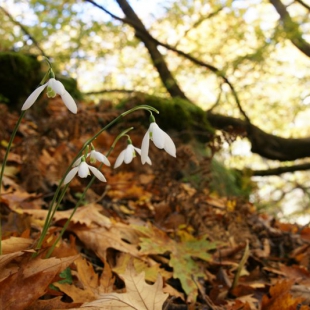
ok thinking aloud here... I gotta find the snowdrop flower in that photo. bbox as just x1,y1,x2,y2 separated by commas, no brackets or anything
114,141,152,168
74,149,111,167
64,158,106,185
21,78,77,114
89,150,111,166
141,121,176,165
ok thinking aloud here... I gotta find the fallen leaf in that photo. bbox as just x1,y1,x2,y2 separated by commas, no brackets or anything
77,264,168,309
0,254,78,310
261,280,307,310
135,224,217,301
2,237,33,254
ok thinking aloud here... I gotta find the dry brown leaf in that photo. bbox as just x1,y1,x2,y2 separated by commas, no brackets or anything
0,251,30,281
163,284,185,301
113,252,172,283
22,204,112,228
54,256,114,303
72,222,141,261
26,296,81,310
0,254,78,310
261,280,307,310
2,237,33,254
76,265,168,310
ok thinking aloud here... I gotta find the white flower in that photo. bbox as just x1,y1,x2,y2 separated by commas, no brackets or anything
74,150,111,167
64,161,107,184
114,143,152,168
21,78,77,114
89,150,111,166
141,122,176,164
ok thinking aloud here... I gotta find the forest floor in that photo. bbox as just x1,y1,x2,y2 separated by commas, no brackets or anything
1,97,310,310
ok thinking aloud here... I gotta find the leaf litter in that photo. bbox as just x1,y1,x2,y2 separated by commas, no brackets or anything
1,99,310,309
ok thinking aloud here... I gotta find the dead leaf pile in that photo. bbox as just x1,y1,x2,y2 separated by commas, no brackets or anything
1,101,310,309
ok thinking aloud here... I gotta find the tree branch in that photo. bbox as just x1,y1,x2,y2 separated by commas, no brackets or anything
252,162,310,176
84,88,135,95
295,0,310,11
207,112,310,161
269,0,310,57
88,0,189,100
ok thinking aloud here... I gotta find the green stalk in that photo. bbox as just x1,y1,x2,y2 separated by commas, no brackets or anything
36,105,157,253
0,110,26,255
45,128,133,258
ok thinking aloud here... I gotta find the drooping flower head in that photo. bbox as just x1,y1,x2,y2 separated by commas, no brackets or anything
73,145,111,168
22,77,77,114
114,137,152,169
64,156,107,185
141,114,176,164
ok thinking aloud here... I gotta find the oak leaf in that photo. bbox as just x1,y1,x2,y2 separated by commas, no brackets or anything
76,265,168,310
135,224,217,301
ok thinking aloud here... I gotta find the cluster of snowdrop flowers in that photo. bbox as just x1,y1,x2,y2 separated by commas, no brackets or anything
22,77,77,114
64,148,111,185
64,116,176,184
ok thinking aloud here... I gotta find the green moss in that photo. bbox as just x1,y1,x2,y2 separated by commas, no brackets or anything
117,94,214,143
0,52,82,109
0,52,41,108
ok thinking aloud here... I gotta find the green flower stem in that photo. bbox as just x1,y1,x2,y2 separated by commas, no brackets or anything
34,184,69,254
0,110,26,255
45,128,133,258
45,165,101,258
36,105,157,253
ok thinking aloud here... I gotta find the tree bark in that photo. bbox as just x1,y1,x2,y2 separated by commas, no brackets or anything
115,0,188,100
207,113,310,161
269,0,310,58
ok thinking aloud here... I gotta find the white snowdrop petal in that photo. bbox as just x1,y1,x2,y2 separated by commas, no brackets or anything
89,166,106,182
114,150,125,169
163,132,176,157
145,157,152,165
49,78,65,95
124,145,134,164
21,83,47,110
78,162,90,178
61,90,77,114
134,147,152,165
134,147,141,155
92,151,111,166
151,124,166,149
73,156,82,167
102,156,111,166
63,167,79,184
141,130,150,165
